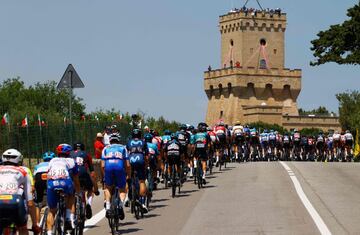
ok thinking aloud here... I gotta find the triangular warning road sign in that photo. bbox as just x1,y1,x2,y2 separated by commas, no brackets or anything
57,64,85,89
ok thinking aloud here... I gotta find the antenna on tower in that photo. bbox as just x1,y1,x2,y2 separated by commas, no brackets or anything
243,0,264,10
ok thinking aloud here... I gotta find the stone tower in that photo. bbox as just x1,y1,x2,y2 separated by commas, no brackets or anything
204,9,302,125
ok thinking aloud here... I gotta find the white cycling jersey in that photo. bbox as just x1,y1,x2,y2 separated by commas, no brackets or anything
0,165,33,201
333,133,341,141
345,133,353,141
47,157,77,180
232,125,243,135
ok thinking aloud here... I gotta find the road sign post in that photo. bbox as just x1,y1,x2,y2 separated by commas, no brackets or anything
57,64,85,144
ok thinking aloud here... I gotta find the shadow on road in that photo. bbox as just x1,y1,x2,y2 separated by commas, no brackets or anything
151,204,167,209
116,228,142,234
151,198,169,203
120,221,137,226
144,213,160,219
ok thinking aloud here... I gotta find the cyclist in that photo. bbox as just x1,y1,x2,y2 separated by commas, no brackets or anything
191,123,211,184
333,130,341,158
260,129,269,159
46,144,80,233
326,132,334,161
176,124,190,180
268,130,277,160
292,130,301,160
33,151,55,227
282,132,292,161
232,121,244,161
214,122,227,166
127,129,149,213
144,133,159,191
207,126,217,167
316,132,325,161
164,133,182,186
0,149,39,235
159,130,172,183
72,142,99,219
249,127,259,161
102,133,130,220
344,130,354,159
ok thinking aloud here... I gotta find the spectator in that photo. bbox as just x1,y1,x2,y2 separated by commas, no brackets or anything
208,65,212,71
94,132,105,159
235,61,241,68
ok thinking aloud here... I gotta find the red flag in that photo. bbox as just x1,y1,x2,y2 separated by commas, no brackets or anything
21,116,28,127
1,113,9,125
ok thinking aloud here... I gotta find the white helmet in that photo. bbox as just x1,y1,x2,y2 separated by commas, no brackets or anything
2,149,22,165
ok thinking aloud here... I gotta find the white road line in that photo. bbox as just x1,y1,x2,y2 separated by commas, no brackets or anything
84,209,106,232
280,162,332,235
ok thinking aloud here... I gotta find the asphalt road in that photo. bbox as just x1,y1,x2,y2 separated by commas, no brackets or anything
83,162,360,235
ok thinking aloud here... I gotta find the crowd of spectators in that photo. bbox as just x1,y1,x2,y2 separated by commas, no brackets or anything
229,6,282,17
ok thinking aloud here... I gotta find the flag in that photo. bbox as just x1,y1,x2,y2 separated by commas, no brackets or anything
117,114,123,121
21,115,28,127
64,116,67,124
354,129,360,157
1,113,9,125
37,114,42,127
95,115,99,121
81,115,86,121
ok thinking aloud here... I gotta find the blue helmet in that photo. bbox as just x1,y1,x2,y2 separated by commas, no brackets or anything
164,130,171,136
144,133,153,143
170,132,177,140
43,151,55,161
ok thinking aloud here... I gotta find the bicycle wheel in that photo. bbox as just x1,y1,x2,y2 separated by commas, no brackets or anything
39,207,49,235
197,160,202,189
171,165,176,198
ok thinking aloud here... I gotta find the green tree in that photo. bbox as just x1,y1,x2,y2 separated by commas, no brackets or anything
336,90,360,132
310,2,360,65
298,106,331,116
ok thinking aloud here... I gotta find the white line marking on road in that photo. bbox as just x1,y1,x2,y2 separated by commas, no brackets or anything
84,209,106,232
280,162,332,235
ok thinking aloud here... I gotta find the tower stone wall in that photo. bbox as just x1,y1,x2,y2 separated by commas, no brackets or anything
204,9,341,131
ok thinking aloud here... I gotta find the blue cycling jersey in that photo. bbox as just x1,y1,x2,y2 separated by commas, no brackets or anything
34,162,49,175
162,135,171,145
147,142,159,157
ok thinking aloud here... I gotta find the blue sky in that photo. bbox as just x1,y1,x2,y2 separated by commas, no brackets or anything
0,0,358,124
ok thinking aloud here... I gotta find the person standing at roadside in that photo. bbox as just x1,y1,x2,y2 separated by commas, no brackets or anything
94,133,105,160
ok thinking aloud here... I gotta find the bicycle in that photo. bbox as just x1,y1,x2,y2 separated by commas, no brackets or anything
39,207,49,235
74,191,86,235
107,187,122,235
196,158,203,189
129,167,143,220
52,189,67,235
169,160,181,198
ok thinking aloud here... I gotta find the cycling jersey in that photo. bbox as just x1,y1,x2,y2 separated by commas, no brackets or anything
0,165,33,201
152,136,162,151
260,133,269,143
0,165,30,227
33,162,49,205
192,132,211,160
102,143,128,189
165,139,181,167
176,130,190,147
333,133,341,141
317,135,324,143
147,142,159,169
293,132,301,142
232,125,243,136
214,125,227,139
345,133,353,141
127,139,148,180
208,130,217,143
161,135,171,147
283,135,290,144
47,157,79,209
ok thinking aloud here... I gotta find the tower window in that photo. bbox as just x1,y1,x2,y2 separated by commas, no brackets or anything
230,39,234,46
220,111,224,118
250,48,254,53
260,38,267,46
274,49,277,54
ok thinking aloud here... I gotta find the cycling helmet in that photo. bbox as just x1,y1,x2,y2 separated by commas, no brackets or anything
144,133,153,143
56,144,73,156
345,130,350,134
170,133,177,140
206,127,212,131
164,130,171,136
132,129,142,139
109,133,121,143
2,149,22,165
73,142,85,151
189,125,195,131
180,124,187,131
235,120,241,126
42,151,55,162
264,129,269,133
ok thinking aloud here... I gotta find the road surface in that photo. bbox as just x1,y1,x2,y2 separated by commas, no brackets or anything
83,162,360,235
